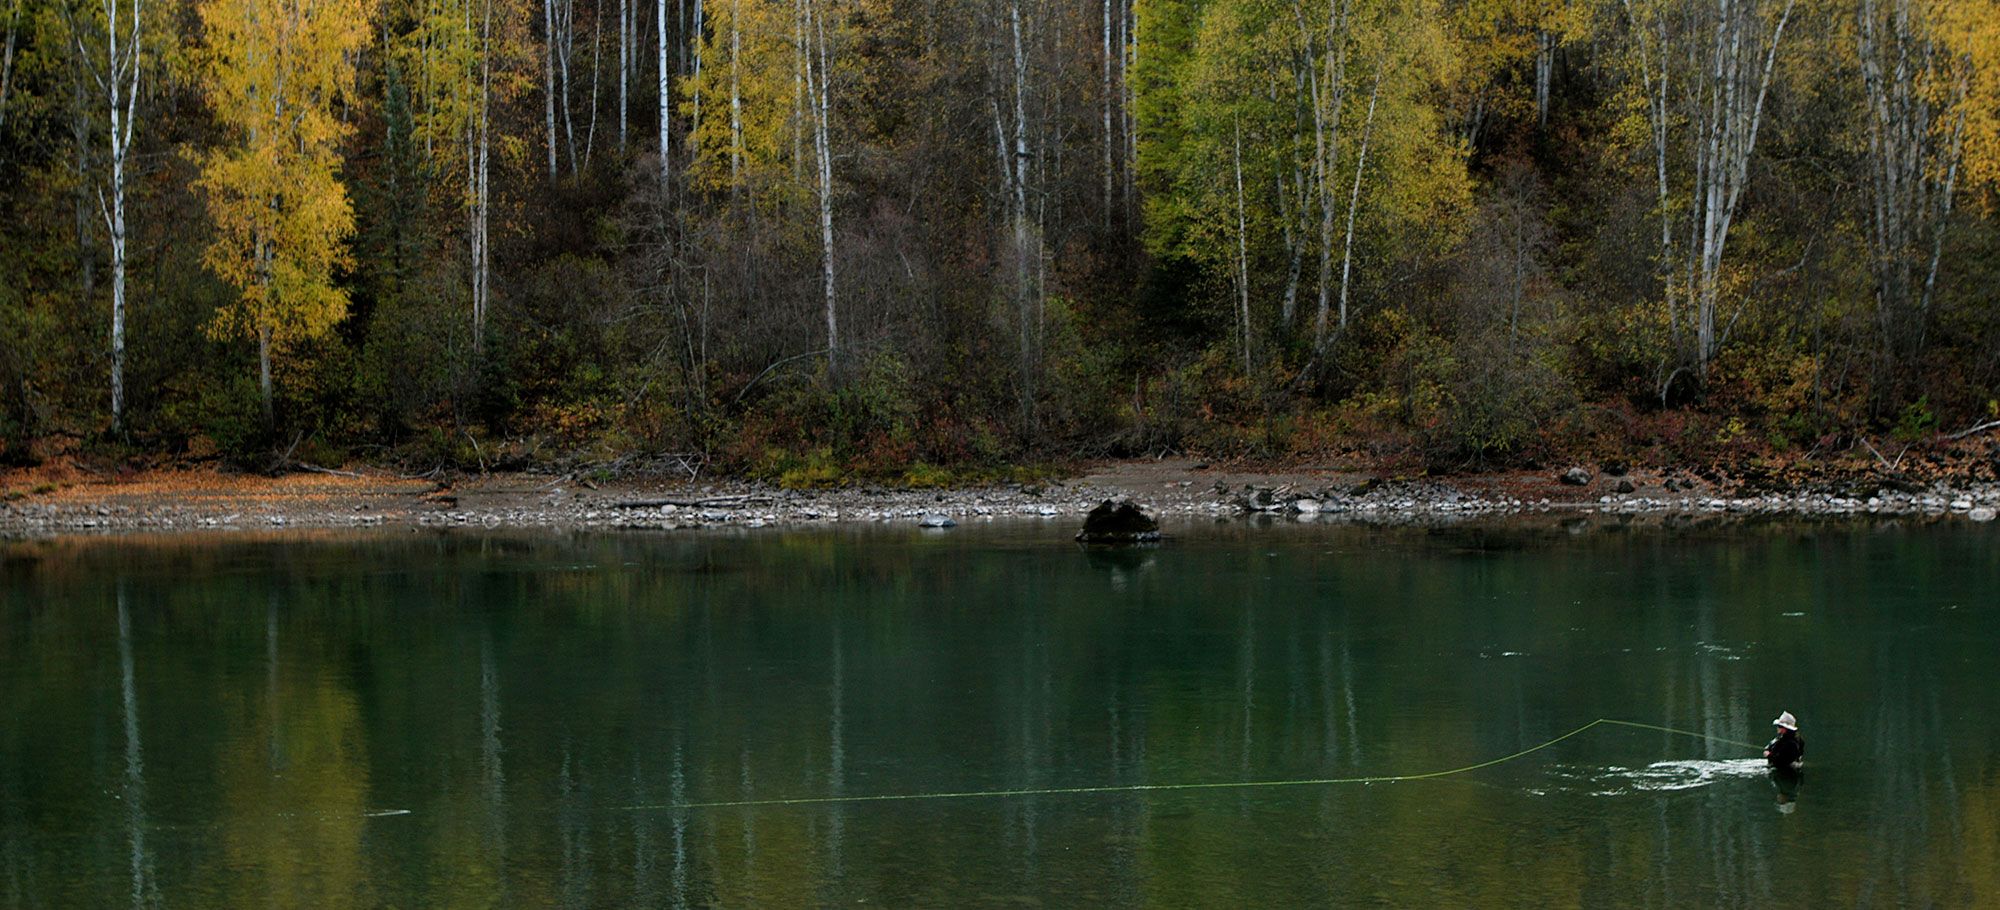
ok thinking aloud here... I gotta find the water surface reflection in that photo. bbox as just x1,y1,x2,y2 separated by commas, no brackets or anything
1,521,1996,905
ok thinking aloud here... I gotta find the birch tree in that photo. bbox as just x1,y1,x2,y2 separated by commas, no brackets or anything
406,0,503,355
196,0,370,424
1143,0,1463,365
1620,0,1797,383
1102,0,1113,220
992,0,1039,417
0,0,22,131
1232,119,1250,375
679,0,865,377
802,0,837,373
617,0,627,149
668,0,684,189
62,0,145,430
544,0,556,175
1853,0,1969,360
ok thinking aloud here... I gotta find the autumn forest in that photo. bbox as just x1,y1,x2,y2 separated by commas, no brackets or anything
2,0,1998,479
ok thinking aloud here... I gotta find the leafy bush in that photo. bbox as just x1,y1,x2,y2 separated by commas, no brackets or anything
1892,396,1938,444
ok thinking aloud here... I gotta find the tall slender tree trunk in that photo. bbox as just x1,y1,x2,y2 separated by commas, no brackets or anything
1624,0,1793,381
558,0,579,176
1122,0,1135,212
585,0,602,168
792,0,804,184
545,0,558,177
473,0,493,356
1337,67,1380,334
1233,121,1251,378
1306,46,1331,349
1279,165,1303,328
60,0,145,430
618,0,628,150
82,0,144,433
803,0,837,375
1694,0,1792,375
688,0,703,155
258,323,273,427
668,0,684,190
729,0,742,183
1856,0,1964,364
1007,0,1038,424
1100,0,1111,224
107,137,129,435
0,0,21,131
1534,30,1553,126
1305,1,1350,352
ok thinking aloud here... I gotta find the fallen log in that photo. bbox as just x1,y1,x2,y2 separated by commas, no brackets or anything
610,495,772,509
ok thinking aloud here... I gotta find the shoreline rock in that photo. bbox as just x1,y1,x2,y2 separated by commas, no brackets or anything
1075,500,1161,544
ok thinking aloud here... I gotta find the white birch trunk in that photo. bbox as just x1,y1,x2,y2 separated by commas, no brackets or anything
1696,0,1791,373
1856,0,1964,359
558,0,579,176
585,0,602,168
688,0,703,155
1306,36,1331,348
1008,0,1038,419
729,0,742,183
1534,30,1553,126
79,0,143,431
1,0,22,133
618,0,628,150
1305,0,1351,351
1233,122,1251,377
804,0,837,373
474,0,493,355
545,0,558,177
793,0,805,184
657,0,669,189
1337,68,1379,334
1121,0,1134,211
1101,0,1112,224
469,103,482,357
1622,0,1793,379
1279,164,1304,327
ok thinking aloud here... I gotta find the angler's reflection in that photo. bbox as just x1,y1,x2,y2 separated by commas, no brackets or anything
1771,768,1802,815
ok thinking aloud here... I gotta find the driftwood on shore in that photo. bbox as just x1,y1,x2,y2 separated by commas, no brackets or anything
609,494,774,510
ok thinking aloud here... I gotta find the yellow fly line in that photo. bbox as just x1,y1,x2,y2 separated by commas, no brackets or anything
613,718,1763,813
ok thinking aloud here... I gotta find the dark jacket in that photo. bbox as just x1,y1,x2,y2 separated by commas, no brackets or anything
1765,730,1804,771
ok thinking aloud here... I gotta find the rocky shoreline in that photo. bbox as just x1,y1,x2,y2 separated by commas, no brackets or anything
2,460,1996,537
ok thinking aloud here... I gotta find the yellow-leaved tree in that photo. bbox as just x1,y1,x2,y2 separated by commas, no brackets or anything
196,0,372,425
1941,0,2000,193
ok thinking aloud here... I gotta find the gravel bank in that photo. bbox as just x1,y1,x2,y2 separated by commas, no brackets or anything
3,460,1996,537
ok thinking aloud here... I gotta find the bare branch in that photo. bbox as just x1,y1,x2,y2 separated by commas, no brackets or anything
1946,420,2000,441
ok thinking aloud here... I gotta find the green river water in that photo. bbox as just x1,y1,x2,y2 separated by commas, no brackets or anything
2,519,1996,907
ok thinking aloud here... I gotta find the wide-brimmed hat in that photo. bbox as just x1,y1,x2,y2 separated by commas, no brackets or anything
1772,711,1798,731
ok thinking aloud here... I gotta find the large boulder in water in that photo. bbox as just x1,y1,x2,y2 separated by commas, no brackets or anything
1076,500,1161,544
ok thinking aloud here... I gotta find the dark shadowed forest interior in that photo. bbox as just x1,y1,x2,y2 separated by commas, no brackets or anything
2,0,1998,481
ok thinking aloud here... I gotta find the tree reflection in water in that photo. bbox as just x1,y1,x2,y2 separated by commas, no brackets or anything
0,522,1993,905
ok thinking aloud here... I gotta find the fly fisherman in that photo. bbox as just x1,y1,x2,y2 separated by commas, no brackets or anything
1764,711,1804,772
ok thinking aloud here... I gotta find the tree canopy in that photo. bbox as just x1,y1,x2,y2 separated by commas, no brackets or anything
2,0,1999,475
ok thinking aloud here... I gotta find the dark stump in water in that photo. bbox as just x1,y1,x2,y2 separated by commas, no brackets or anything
1076,500,1161,544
